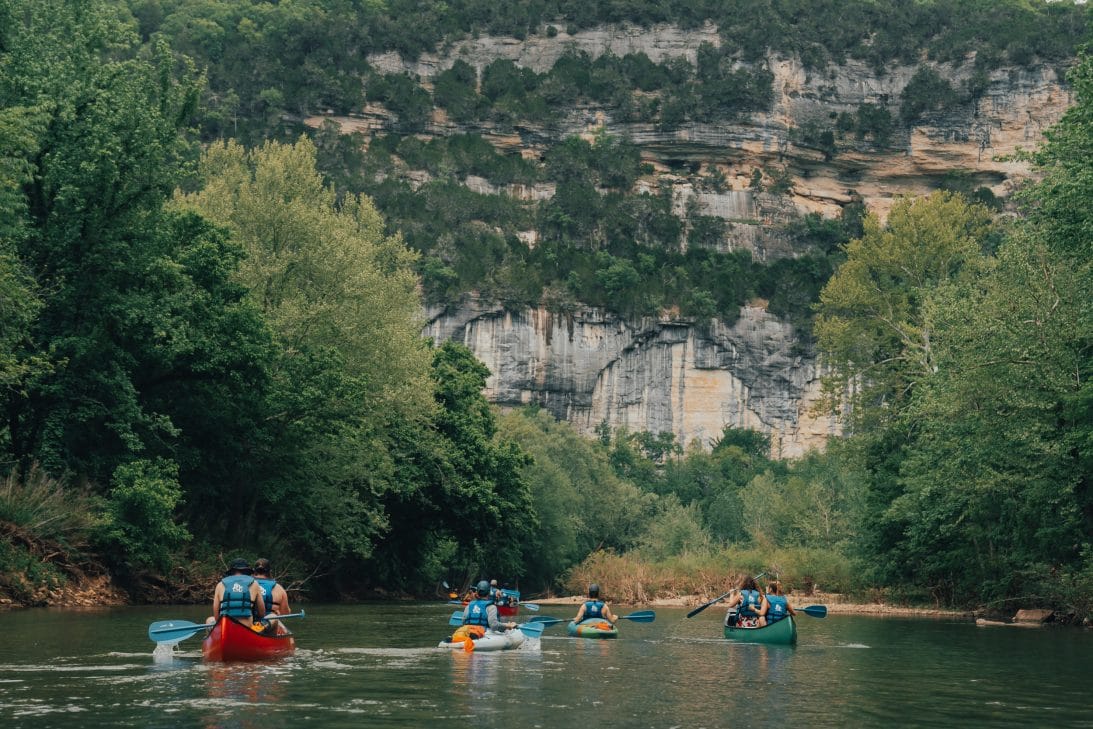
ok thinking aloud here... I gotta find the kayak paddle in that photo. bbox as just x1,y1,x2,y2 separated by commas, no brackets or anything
686,572,766,618
801,605,828,618
148,610,306,644
521,603,540,611
527,611,654,627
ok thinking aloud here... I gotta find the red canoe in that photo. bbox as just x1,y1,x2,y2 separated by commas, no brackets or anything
202,617,295,661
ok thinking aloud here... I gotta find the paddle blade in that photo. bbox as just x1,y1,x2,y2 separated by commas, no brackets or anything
521,603,540,612
449,614,464,627
802,605,828,618
620,611,656,623
147,620,207,644
516,622,546,637
686,590,734,619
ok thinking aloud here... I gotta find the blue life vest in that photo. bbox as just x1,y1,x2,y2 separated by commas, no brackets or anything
464,599,493,627
766,594,789,623
219,575,256,619
583,600,605,619
256,578,278,615
739,589,762,618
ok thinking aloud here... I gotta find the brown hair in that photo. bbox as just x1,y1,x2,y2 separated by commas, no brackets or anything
767,580,784,595
740,575,759,591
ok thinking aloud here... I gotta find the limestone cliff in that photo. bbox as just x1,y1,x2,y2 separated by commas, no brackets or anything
313,24,1070,456
426,299,836,458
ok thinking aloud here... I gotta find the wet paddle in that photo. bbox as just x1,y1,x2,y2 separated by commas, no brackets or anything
148,611,306,644
686,572,766,618
801,605,828,618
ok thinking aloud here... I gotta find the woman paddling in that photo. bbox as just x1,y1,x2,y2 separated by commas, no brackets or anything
762,580,796,625
723,575,766,628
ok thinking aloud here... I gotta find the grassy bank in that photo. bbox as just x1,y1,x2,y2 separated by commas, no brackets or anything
562,547,855,604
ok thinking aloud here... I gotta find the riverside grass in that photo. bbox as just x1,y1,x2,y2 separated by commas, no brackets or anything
563,546,855,604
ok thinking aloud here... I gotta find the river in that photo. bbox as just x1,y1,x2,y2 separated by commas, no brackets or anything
0,603,1089,728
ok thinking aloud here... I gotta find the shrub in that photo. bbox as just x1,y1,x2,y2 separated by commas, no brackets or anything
96,458,191,573
899,66,959,123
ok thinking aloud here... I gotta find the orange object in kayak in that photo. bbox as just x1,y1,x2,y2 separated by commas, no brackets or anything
202,617,295,661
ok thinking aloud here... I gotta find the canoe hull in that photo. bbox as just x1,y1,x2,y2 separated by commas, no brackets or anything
439,629,526,652
723,615,797,645
203,617,296,661
567,619,618,639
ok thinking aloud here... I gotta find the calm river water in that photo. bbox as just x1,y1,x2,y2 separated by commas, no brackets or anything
0,603,1089,728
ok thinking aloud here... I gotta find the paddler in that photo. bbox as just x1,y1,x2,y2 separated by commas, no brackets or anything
208,557,265,627
253,558,290,633
451,580,516,642
572,583,618,626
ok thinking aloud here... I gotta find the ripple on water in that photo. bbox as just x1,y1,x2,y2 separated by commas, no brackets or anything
0,663,144,673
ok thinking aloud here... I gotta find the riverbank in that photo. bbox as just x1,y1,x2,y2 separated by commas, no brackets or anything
529,593,974,618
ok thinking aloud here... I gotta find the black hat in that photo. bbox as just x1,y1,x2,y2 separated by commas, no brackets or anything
227,558,252,575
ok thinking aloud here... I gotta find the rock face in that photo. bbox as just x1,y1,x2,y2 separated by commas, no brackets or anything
321,25,1072,456
426,299,838,457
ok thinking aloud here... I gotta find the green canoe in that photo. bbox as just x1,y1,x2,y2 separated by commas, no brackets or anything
723,615,797,645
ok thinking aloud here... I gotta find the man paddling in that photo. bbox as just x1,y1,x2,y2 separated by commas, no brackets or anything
455,580,516,641
253,558,290,632
572,583,618,626
209,557,265,627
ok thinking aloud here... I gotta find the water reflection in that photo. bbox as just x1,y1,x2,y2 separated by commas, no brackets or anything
201,663,286,729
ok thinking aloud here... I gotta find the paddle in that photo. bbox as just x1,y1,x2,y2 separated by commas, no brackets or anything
521,603,540,612
686,572,765,619
147,610,306,644
528,611,655,627
801,605,827,618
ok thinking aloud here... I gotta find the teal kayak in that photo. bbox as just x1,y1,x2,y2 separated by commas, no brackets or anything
723,615,797,645
567,618,619,639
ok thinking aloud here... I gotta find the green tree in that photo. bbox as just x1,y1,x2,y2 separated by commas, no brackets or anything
1,0,268,536
498,408,653,589
815,191,994,426
175,137,435,561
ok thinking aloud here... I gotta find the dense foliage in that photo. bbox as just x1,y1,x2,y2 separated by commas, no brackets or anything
813,61,1093,609
0,0,1089,619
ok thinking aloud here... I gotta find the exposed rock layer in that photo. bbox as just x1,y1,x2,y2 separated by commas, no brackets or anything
316,25,1071,455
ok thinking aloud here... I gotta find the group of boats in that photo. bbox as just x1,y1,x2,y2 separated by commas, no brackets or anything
150,597,820,661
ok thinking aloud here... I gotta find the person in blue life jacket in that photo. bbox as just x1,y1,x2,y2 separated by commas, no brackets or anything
762,580,796,625
463,580,517,632
572,583,618,625
723,575,766,628
253,558,290,630
208,558,265,627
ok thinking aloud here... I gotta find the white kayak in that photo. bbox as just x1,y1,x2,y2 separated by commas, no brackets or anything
438,629,526,652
